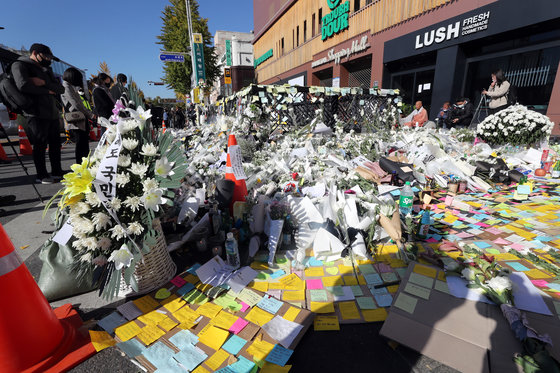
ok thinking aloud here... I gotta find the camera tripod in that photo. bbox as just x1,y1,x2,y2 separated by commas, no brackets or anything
469,94,489,129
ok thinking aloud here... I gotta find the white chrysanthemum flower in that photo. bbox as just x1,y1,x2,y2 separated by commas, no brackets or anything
142,178,159,192
73,217,95,235
154,157,175,178
92,212,111,230
127,222,144,236
108,243,134,270
131,162,149,178
80,252,93,263
109,197,122,212
89,164,99,178
487,276,512,293
141,188,166,212
109,225,127,240
122,138,139,151
118,155,131,167
70,202,90,215
72,239,86,251
98,237,112,251
140,143,158,157
94,145,108,160
117,119,139,135
461,267,476,281
116,173,130,187
124,195,142,212
82,237,97,251
86,192,102,207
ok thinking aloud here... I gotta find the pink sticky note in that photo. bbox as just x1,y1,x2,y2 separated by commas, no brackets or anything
426,238,439,243
229,318,249,335
493,238,512,245
170,275,187,287
240,301,250,312
447,229,458,234
444,196,454,206
531,280,549,287
293,270,304,278
433,208,444,214
306,279,323,290
476,222,491,228
485,228,502,235
456,232,474,238
510,243,526,251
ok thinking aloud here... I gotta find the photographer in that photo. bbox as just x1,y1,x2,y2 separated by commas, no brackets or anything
445,97,474,129
482,69,510,115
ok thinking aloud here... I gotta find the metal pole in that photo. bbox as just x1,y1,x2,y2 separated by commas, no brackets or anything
185,0,196,89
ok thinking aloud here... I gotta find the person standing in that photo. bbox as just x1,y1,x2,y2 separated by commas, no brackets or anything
61,67,96,164
110,73,128,103
482,69,510,115
11,43,65,184
92,73,115,129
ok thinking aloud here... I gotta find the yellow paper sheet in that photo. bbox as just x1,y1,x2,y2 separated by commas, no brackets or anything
211,310,239,330
305,267,325,277
338,265,354,275
205,349,230,371
137,324,166,346
115,321,142,342
159,317,179,332
362,308,388,322
89,330,116,352
313,315,340,331
260,362,292,373
138,310,168,325
184,274,199,284
192,366,211,373
494,253,521,261
322,276,343,287
245,307,275,326
525,268,552,279
413,264,437,278
343,276,358,286
196,302,223,318
249,281,269,292
198,325,229,351
310,302,335,314
132,295,160,314
246,339,275,361
173,305,199,324
282,306,301,322
162,295,186,313
282,290,305,301
338,301,361,320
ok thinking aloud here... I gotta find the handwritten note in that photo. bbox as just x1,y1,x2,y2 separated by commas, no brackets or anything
404,282,431,300
257,294,284,314
261,315,304,349
114,321,142,342
338,301,361,320
229,318,249,335
222,334,247,355
237,288,263,307
393,292,418,314
313,315,340,331
198,325,230,351
265,344,294,367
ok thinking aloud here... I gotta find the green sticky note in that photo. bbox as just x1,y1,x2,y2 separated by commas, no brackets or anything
393,292,418,314
553,301,560,315
350,285,363,297
325,286,345,296
310,289,328,302
356,296,377,310
408,272,434,289
434,280,450,294
358,264,377,275
256,272,269,280
486,248,501,255
381,272,399,283
404,282,431,300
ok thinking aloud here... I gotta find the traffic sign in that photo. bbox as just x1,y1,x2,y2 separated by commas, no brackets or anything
159,53,185,62
224,68,232,85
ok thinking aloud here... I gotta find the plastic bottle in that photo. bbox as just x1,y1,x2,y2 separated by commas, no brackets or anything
225,232,240,269
399,181,414,216
417,206,431,239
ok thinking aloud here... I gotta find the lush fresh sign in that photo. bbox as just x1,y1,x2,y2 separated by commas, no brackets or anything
322,0,350,41
225,40,232,66
254,48,273,67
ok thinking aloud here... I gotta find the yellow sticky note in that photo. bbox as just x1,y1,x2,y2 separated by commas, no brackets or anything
250,262,269,271
159,317,179,332
381,244,399,254
132,295,160,314
138,310,168,325
198,325,229,351
313,315,340,331
357,275,366,285
362,308,388,322
322,276,343,287
172,305,199,324
494,253,521,261
437,271,447,282
260,362,292,373
387,285,400,293
305,267,325,277
115,321,142,342
89,330,116,352
280,274,305,291
205,349,230,371
310,302,335,314
413,264,437,278
443,215,458,224
268,281,285,290
282,290,305,301
338,265,354,275
192,366,212,373
282,306,301,322
162,295,186,313
137,324,166,346
525,269,552,279
245,307,275,326
246,339,275,361
211,310,239,330
338,301,361,320
184,274,199,284
249,281,269,292
195,302,223,318
343,276,358,286
196,282,214,294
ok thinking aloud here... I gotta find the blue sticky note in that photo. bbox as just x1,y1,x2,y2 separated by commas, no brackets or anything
367,285,389,296
446,235,460,242
547,283,560,292
474,241,492,249
307,257,324,267
257,295,283,314
222,334,247,355
506,262,530,271
432,213,444,219
98,311,127,334
270,270,286,279
218,356,255,373
169,330,198,350
390,189,401,196
265,344,294,367
374,293,393,307
535,236,553,242
176,283,195,297
173,344,208,371
529,240,546,249
428,234,442,241
156,357,183,373
411,186,420,193
517,185,531,195
364,273,383,285
142,342,175,369
116,339,146,358
186,263,201,274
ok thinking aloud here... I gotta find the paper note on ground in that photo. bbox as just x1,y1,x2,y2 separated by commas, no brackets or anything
261,315,304,349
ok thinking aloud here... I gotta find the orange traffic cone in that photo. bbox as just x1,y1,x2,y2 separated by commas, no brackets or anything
0,224,95,372
162,119,167,133
18,125,32,155
0,142,12,162
225,134,248,211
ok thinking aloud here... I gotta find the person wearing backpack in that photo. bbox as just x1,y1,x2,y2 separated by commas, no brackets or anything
61,67,96,164
482,69,511,115
11,43,65,184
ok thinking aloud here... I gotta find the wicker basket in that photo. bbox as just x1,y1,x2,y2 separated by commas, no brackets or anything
120,219,176,296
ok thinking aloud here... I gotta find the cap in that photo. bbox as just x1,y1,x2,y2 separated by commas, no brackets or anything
29,43,60,62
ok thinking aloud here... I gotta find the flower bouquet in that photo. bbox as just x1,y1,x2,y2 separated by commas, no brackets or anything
476,105,554,146
50,107,188,299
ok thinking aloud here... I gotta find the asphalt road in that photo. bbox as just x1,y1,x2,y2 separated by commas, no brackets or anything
0,137,458,373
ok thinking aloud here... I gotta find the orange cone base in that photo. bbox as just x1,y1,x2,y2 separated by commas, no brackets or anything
225,173,248,211
22,304,96,373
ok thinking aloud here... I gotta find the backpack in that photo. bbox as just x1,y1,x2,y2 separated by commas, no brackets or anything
0,63,34,114
506,84,517,106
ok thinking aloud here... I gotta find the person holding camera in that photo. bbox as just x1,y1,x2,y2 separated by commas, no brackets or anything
482,69,510,115
11,43,65,184
61,67,96,164
445,97,474,129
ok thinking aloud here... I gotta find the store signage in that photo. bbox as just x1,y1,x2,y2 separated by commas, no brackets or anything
225,40,232,66
312,35,370,68
415,11,490,49
224,68,232,85
321,0,350,41
254,48,273,67
193,33,206,82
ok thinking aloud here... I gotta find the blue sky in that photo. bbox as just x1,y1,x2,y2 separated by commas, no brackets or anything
0,0,254,98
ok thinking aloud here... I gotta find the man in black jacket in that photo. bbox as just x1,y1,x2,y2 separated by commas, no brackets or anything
12,43,65,184
445,97,474,129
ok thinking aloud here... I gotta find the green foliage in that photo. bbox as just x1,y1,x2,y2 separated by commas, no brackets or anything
157,0,219,94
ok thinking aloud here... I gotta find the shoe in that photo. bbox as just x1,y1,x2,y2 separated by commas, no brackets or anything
0,195,16,206
52,170,70,181
36,177,55,185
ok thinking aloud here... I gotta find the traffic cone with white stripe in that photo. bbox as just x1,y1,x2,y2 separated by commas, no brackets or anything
225,134,247,211
0,142,12,163
0,224,95,372
18,125,32,155
162,119,167,134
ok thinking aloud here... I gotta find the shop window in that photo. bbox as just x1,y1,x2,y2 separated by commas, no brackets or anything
297,26,300,47
354,0,360,12
281,38,284,56
312,14,316,37
292,29,295,49
366,0,372,4
345,55,372,88
319,8,322,26
304,21,307,43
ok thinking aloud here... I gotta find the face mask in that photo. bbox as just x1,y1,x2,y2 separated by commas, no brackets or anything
105,82,111,88
39,57,51,67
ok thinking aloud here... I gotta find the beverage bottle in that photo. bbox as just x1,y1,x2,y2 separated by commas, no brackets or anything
417,206,431,239
399,181,414,216
225,232,240,269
